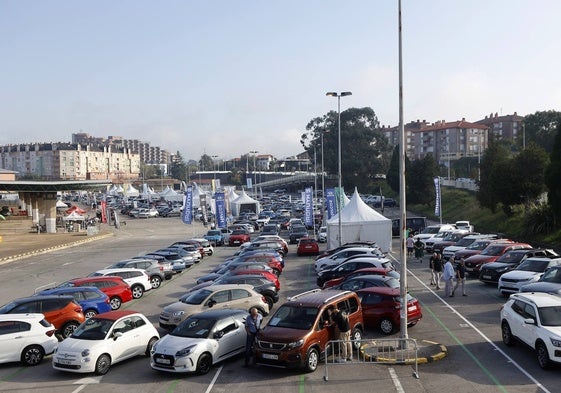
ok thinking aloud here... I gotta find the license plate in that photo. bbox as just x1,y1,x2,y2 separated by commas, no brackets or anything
156,358,171,365
482,275,491,280
234,241,240,244
262,353,278,360
408,305,417,312
57,359,71,365
465,267,473,272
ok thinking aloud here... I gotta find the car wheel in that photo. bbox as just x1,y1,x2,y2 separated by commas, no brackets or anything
351,328,363,351
273,268,281,277
264,296,274,310
61,321,80,338
95,354,111,375
379,318,395,335
305,347,319,372
536,341,551,369
84,309,98,319
146,336,159,356
21,345,44,366
109,296,122,310
196,353,212,375
501,321,515,346
208,250,213,256
131,285,144,299
150,276,162,289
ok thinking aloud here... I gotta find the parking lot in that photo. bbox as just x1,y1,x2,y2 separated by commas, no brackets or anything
0,216,558,393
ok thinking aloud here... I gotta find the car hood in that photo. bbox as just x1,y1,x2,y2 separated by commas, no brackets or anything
57,337,103,352
163,301,195,313
154,334,212,354
481,262,515,270
257,326,310,342
454,249,482,258
520,282,561,293
465,255,497,264
501,271,539,280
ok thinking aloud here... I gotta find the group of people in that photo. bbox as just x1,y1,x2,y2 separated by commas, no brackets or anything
406,233,425,262
429,252,467,297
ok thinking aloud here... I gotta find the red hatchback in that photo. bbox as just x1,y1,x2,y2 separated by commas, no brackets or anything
355,287,422,335
322,267,399,289
296,237,320,256
58,276,134,310
229,229,251,246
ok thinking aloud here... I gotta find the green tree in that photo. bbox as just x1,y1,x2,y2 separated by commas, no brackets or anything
407,154,439,205
386,145,410,194
519,110,561,153
545,125,561,225
199,154,214,172
300,107,390,191
169,151,187,180
511,143,549,210
477,142,512,213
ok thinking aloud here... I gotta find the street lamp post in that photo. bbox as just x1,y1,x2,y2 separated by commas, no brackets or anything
250,150,258,196
326,91,352,247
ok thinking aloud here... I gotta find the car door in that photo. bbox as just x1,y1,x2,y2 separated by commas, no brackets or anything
110,316,141,362
211,316,245,361
0,320,31,363
206,290,231,311
229,289,254,310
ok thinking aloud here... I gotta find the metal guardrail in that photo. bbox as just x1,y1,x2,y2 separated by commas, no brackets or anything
323,337,419,381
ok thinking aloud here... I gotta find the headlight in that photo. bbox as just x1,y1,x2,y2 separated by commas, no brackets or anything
172,310,185,317
550,337,561,347
176,345,197,357
81,349,90,357
287,339,304,349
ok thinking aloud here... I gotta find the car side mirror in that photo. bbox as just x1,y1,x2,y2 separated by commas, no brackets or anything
207,299,216,307
523,318,536,326
113,331,123,340
213,331,225,339
323,320,330,329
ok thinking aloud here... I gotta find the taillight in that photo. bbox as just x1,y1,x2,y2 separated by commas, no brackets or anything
45,329,56,337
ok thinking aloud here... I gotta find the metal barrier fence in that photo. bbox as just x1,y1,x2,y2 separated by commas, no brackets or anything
323,337,419,381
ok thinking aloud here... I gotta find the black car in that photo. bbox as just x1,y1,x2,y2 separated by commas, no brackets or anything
479,248,559,285
288,225,309,244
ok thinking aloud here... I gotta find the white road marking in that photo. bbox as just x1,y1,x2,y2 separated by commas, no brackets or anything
389,367,405,393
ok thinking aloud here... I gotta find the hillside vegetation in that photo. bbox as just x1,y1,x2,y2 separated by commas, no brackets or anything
407,188,561,251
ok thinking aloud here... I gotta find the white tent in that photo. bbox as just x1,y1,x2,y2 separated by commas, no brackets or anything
160,186,183,202
231,189,260,217
123,184,140,197
326,188,392,253
63,211,85,221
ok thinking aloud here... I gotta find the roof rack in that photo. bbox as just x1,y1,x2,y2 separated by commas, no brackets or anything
287,288,322,301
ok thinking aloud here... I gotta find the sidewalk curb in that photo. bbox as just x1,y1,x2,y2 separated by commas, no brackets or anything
0,233,114,265
360,339,448,365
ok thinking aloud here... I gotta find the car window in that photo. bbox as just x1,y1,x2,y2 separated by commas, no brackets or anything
210,290,230,304
12,301,39,313
538,305,561,326
83,290,102,300
231,289,251,300
361,293,383,305
114,318,135,334
131,315,146,328
0,320,30,335
214,317,237,335
72,292,85,301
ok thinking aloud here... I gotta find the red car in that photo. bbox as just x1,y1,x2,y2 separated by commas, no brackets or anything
236,254,284,275
229,269,280,290
322,267,399,289
58,276,133,310
229,229,251,246
464,242,532,277
297,237,320,256
172,240,205,259
355,287,422,335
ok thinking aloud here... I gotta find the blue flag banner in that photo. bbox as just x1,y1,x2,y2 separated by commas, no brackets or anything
326,188,337,219
433,177,441,217
215,192,226,229
182,186,193,225
304,187,313,228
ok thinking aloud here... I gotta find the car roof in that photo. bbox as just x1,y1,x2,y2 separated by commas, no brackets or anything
0,313,49,321
39,286,103,294
93,268,145,274
185,308,249,319
203,283,256,291
94,310,142,321
510,292,561,307
286,289,356,306
7,294,75,304
69,276,125,283
355,287,399,296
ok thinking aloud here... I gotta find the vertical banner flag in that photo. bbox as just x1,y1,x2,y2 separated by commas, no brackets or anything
304,187,313,228
246,178,252,190
326,188,337,219
215,192,226,229
335,187,345,213
200,194,208,224
433,176,441,217
182,186,193,224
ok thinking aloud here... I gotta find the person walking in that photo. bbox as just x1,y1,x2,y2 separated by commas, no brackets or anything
430,252,443,289
452,258,467,296
244,307,262,367
406,233,415,258
443,258,455,297
329,306,352,362
414,237,425,262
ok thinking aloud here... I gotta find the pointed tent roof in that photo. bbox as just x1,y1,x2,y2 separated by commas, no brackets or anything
232,189,258,204
63,211,85,221
328,188,390,223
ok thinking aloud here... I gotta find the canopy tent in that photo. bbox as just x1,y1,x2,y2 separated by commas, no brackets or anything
326,188,392,253
63,211,85,221
159,186,183,202
123,184,140,197
56,200,69,209
191,183,210,208
65,205,87,215
231,189,261,217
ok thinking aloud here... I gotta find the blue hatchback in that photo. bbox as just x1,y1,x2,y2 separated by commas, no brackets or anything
36,286,111,319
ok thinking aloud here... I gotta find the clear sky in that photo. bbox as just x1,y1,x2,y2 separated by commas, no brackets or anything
2,1,560,162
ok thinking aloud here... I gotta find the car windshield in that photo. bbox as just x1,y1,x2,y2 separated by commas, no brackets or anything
232,230,246,235
467,241,492,251
267,305,318,330
207,230,221,236
171,317,216,338
421,227,440,234
455,238,476,247
0,301,18,313
539,268,561,283
480,245,507,256
72,318,114,340
496,251,526,264
516,260,550,272
181,289,212,305
538,306,561,326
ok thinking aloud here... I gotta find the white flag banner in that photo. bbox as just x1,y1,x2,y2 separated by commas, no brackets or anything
433,177,441,217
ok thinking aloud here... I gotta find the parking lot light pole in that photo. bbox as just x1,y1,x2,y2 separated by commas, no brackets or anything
250,150,259,196
326,91,352,246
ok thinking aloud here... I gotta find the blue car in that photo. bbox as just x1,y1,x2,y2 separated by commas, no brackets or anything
36,286,111,319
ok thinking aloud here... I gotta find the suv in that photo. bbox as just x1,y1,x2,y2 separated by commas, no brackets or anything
288,225,309,244
159,284,269,330
0,295,85,338
191,238,214,256
498,257,561,297
500,292,561,369
204,229,225,246
89,268,152,299
0,313,59,366
57,276,133,310
36,286,111,319
254,289,364,372
464,242,532,277
442,234,499,260
519,266,561,295
479,249,559,285
107,258,170,288
317,259,394,288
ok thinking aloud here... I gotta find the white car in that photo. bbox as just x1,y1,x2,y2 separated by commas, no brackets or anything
500,292,561,369
89,268,152,299
498,257,561,296
315,247,384,274
190,238,214,256
0,313,59,366
151,309,248,374
317,226,327,243
52,310,159,375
